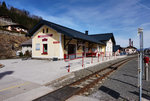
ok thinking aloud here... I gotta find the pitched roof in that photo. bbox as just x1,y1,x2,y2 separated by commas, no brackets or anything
21,39,32,46
126,46,137,49
29,20,104,45
113,45,121,52
89,33,116,44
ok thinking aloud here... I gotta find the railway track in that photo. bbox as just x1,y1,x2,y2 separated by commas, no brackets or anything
34,56,136,101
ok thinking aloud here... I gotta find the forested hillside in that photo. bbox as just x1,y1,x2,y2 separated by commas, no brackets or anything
0,1,41,31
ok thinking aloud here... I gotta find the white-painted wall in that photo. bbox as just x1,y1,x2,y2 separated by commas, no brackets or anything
105,39,113,56
22,46,32,55
125,48,137,54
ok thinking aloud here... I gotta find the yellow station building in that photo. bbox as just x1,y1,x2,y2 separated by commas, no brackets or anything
29,20,116,59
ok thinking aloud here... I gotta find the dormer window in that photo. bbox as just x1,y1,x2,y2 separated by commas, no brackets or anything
46,28,48,33
43,29,45,33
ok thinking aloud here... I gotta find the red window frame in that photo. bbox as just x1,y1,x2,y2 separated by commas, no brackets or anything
42,44,48,54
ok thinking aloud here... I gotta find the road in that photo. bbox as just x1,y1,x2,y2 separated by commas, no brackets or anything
90,58,150,101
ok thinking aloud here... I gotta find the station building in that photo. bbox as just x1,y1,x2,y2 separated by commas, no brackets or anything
29,20,116,59
90,33,116,56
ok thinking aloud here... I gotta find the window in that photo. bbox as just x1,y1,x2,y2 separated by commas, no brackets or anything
36,43,40,50
43,29,45,33
46,28,48,33
43,44,48,54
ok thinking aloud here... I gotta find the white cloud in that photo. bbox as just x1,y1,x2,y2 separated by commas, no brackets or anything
27,0,150,48
31,9,82,31
138,2,150,10
115,36,129,47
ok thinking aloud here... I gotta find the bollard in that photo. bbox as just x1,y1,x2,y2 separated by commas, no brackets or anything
98,54,100,62
82,53,84,68
102,54,104,61
144,56,149,81
145,64,148,81
64,54,67,60
67,63,70,72
91,53,93,64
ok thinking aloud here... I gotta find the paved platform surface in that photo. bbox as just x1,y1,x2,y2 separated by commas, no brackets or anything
0,55,126,101
89,58,150,101
67,95,99,101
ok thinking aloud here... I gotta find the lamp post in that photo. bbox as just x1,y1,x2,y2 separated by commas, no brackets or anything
138,28,143,101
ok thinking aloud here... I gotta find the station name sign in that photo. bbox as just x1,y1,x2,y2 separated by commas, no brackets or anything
38,34,53,38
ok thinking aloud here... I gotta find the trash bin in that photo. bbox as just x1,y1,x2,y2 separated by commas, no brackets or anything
53,57,58,61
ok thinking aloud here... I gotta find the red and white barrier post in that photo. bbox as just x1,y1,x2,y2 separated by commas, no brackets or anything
67,63,70,72
91,53,93,64
82,52,84,68
102,54,104,61
98,53,100,62
106,53,107,61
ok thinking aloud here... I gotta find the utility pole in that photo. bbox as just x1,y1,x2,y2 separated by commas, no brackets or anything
138,28,143,101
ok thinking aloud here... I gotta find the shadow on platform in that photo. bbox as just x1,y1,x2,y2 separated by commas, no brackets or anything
109,77,149,93
99,86,129,101
0,71,14,79
129,91,150,100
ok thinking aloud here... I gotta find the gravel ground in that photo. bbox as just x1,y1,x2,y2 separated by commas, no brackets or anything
89,58,150,101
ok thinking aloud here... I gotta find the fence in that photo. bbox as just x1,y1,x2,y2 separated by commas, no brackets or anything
64,52,122,72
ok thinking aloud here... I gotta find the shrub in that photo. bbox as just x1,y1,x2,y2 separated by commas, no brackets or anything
19,52,23,57
24,50,31,57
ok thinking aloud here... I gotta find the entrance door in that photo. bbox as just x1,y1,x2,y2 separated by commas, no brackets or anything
43,44,48,54
68,44,76,59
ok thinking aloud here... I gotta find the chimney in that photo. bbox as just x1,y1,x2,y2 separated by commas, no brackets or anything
85,30,88,35
131,41,133,46
129,38,131,46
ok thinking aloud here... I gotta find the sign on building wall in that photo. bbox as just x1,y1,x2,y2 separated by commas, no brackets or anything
38,34,53,38
36,43,40,50
53,41,60,44
42,38,48,41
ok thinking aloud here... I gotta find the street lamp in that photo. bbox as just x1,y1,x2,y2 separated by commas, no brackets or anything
138,28,143,101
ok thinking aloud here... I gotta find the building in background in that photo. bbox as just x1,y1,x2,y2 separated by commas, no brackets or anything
113,45,121,56
90,33,116,56
2,24,28,33
125,38,137,54
21,39,32,55
113,45,125,56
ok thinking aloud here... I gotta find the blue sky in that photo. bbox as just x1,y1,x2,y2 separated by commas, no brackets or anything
2,0,150,48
